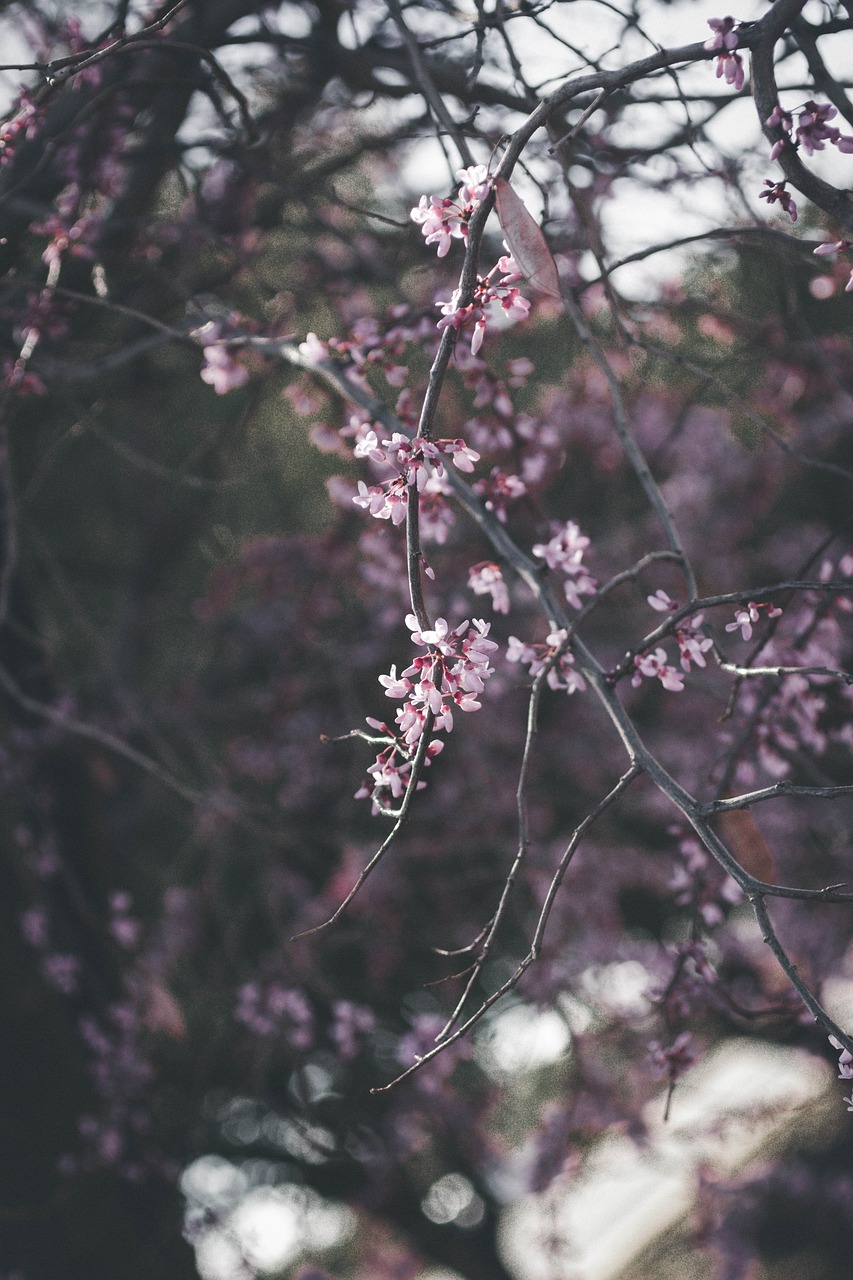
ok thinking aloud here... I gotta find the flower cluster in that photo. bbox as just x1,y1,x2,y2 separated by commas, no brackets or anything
0,88,39,167
437,249,531,355
352,432,479,524
725,600,782,641
532,520,598,609
472,468,527,522
705,17,744,92
354,430,479,485
356,616,498,812
330,1000,375,1062
506,630,586,695
669,833,742,927
380,615,498,738
410,163,491,258
468,561,510,614
234,982,314,1047
631,647,685,692
758,179,798,223
767,101,853,159
200,344,249,395
356,728,444,813
648,592,714,672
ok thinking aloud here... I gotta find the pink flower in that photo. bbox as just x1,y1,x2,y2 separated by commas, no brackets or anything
830,1035,853,1080
200,346,249,394
726,605,757,640
813,240,850,256
649,1031,695,1081
715,50,744,92
632,648,685,692
506,630,586,695
532,521,598,608
705,16,739,52
648,589,677,612
468,562,510,614
758,180,797,222
677,615,713,672
357,618,498,809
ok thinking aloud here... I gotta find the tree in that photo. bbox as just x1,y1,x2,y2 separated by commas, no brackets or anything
1,1,852,1277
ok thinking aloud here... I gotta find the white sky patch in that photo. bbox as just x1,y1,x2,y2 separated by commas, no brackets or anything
475,1003,572,1077
398,0,853,297
499,1040,832,1280
578,959,654,1019
183,1157,356,1280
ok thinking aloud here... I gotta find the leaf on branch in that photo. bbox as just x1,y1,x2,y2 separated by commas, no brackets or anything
717,809,777,885
493,177,562,300
143,978,187,1038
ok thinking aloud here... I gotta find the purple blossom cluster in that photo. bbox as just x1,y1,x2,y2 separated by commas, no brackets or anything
234,982,314,1047
767,100,853,160
705,17,744,92
531,520,598,609
506,629,586,695
355,614,497,811
436,249,531,355
410,163,492,258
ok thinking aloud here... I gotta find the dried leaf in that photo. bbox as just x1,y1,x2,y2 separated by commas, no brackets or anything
143,979,187,1038
493,176,562,300
718,809,777,884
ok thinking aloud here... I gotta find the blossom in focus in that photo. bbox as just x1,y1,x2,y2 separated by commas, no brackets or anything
648,589,677,612
532,520,597,608
632,648,685,692
725,600,782,641
704,16,739,52
759,180,797,222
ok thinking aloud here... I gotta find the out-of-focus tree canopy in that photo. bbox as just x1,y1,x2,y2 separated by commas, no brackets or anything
1,2,853,1278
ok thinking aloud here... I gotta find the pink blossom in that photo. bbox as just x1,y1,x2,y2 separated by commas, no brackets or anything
649,1031,696,1081
795,100,848,155
631,648,685,692
532,521,590,572
468,562,510,614
506,629,586,694
455,163,491,204
759,180,797,222
357,618,497,809
705,18,742,90
705,16,739,52
200,346,249,394
830,1035,853,1080
648,589,677,612
677,615,713,672
724,600,781,641
410,165,490,259
473,469,527,522
434,253,532,354
715,50,744,92
726,606,757,640
532,520,598,608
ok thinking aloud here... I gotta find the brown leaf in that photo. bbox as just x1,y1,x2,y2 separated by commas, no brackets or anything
493,176,562,300
143,979,187,1038
717,809,777,884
